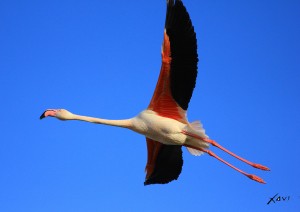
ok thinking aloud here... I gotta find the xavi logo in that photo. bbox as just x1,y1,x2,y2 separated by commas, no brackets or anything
267,193,290,205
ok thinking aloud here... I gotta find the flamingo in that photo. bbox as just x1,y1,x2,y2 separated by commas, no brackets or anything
40,0,269,185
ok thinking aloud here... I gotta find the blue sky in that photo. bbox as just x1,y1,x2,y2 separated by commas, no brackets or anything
1,0,300,211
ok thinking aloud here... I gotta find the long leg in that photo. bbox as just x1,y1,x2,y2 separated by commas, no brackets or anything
182,130,270,171
184,144,266,184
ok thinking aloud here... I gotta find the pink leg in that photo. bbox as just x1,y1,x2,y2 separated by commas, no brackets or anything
184,144,266,184
182,130,270,171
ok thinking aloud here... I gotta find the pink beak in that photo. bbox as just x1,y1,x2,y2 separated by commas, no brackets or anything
40,109,57,119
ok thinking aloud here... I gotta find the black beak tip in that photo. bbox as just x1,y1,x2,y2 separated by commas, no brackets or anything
40,112,46,120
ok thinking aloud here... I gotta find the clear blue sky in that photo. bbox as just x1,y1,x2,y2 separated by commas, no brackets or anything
1,0,300,211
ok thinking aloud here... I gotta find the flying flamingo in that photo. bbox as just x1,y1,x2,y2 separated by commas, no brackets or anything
40,0,269,185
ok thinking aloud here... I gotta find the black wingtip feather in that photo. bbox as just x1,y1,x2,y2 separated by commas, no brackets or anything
144,145,183,186
165,0,198,110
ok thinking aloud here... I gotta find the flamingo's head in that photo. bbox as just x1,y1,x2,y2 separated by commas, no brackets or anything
40,109,74,120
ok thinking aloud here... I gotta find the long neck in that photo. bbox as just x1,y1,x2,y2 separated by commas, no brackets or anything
71,114,133,129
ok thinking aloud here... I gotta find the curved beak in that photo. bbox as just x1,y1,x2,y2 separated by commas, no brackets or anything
40,109,57,120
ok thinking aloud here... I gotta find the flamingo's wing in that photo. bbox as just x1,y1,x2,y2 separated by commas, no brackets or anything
145,0,198,185
144,138,183,185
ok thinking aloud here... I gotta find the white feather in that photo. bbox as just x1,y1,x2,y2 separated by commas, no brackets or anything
186,120,208,156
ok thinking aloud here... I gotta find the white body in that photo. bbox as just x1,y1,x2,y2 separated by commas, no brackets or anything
131,110,209,152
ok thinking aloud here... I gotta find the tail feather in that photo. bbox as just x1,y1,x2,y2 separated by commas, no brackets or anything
185,121,209,156
186,147,204,156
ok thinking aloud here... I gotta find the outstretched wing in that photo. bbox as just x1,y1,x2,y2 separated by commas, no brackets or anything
145,0,198,185
144,138,183,185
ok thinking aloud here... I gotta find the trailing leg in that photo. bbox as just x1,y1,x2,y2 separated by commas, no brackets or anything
182,130,270,171
184,144,266,184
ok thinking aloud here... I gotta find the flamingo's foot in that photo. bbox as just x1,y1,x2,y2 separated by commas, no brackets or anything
247,174,266,184
252,163,270,171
